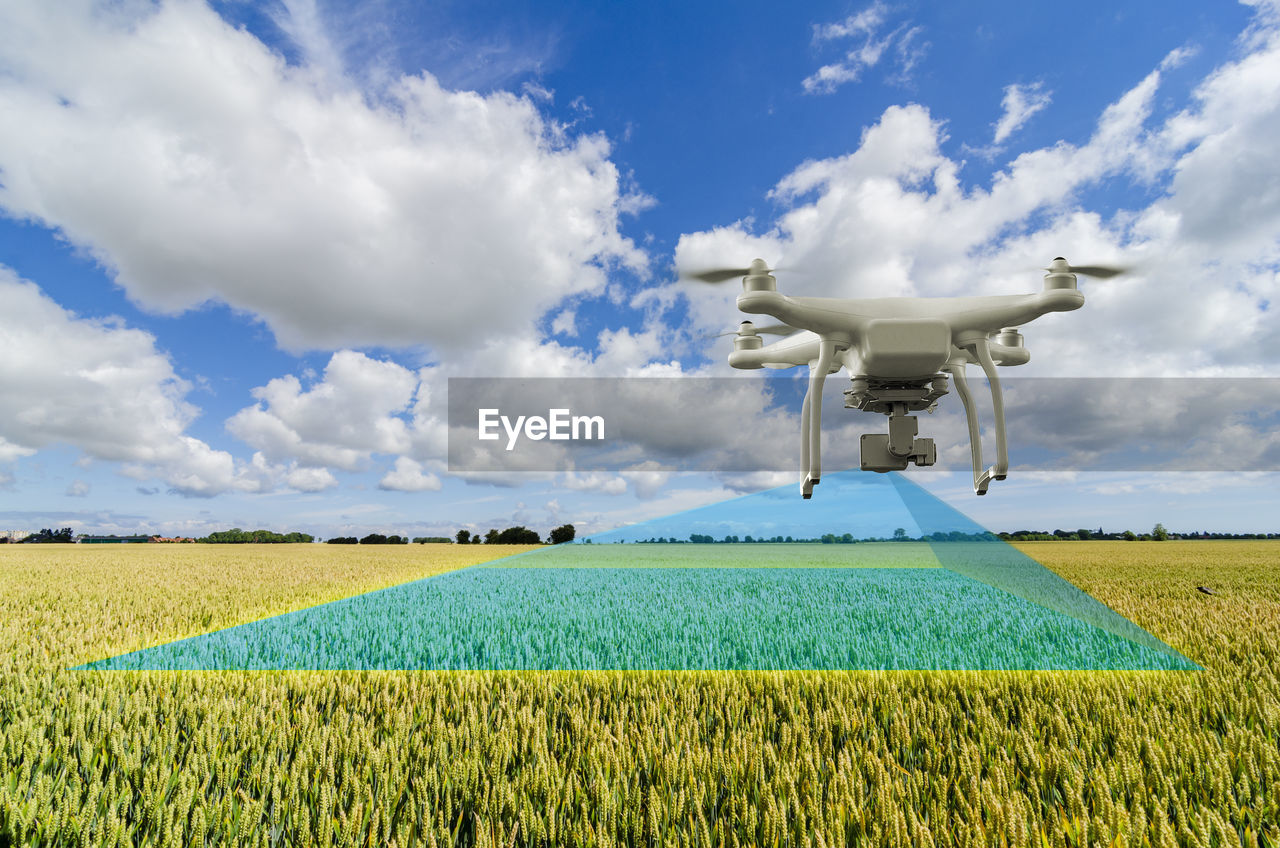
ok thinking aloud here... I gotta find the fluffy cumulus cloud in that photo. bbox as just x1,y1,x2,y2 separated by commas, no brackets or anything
680,10,1280,383
0,1,648,354
0,269,248,495
228,350,421,471
284,465,339,493
379,457,442,492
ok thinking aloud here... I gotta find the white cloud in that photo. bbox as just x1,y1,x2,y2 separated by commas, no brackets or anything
551,308,578,337
270,0,346,85
286,465,339,493
0,1,647,354
66,479,90,497
621,461,673,499
992,81,1052,145
812,4,888,43
0,268,248,496
559,471,628,496
228,350,418,472
521,81,554,103
379,457,442,492
804,4,930,94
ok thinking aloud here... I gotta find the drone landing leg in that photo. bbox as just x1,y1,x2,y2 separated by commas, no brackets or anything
800,368,812,498
970,340,1009,481
801,340,836,499
948,364,992,495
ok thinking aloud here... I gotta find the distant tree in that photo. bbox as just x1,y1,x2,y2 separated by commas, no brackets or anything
456,529,472,545
495,526,541,544
471,535,481,544
1076,528,1092,540
200,528,314,543
1152,522,1169,541
1122,530,1138,541
326,537,358,544
689,533,713,544
414,536,452,544
893,527,906,541
25,527,73,543
549,524,576,545
360,533,389,545
484,529,500,544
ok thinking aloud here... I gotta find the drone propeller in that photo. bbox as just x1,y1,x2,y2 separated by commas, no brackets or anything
1064,264,1127,278
686,266,766,284
707,321,799,339
681,258,787,284
684,266,785,284
1045,258,1129,279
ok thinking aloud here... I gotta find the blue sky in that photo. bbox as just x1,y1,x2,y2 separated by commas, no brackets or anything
0,0,1277,539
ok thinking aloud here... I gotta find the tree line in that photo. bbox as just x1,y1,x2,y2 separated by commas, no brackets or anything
3,525,578,545
323,525,576,545
9,527,74,543
200,528,315,543
630,525,1280,544
996,524,1280,541
659,530,995,544
453,525,575,545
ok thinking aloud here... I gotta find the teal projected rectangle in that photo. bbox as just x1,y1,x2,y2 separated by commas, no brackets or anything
81,552,1195,672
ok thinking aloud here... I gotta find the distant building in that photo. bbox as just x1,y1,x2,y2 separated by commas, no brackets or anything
149,536,195,543
0,530,30,543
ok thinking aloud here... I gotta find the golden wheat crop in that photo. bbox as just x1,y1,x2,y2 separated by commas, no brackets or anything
1,541,1277,846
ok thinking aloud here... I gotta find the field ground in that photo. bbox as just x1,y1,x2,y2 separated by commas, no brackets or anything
1,541,1278,845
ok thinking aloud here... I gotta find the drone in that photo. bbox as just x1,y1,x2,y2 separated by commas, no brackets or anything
690,257,1124,498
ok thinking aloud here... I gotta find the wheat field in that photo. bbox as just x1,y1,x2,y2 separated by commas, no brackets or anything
1,541,1276,846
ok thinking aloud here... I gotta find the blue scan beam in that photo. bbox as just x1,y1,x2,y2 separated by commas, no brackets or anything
78,470,1196,671
889,472,1193,663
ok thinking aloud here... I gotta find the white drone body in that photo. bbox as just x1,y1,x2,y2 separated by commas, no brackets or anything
703,257,1108,498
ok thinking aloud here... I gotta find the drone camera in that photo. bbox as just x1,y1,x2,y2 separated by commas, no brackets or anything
859,433,936,472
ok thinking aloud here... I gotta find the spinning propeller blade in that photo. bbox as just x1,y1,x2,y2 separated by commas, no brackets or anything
681,258,790,283
684,266,777,283
686,267,756,283
1045,259,1129,279
707,322,799,339
1063,264,1128,279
